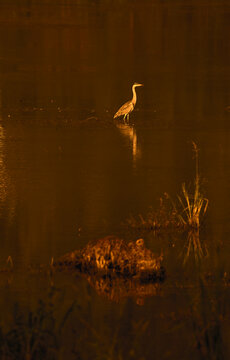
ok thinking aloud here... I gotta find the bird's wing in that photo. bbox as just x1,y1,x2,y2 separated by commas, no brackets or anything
114,100,133,118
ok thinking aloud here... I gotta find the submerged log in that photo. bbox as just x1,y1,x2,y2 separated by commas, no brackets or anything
55,236,165,282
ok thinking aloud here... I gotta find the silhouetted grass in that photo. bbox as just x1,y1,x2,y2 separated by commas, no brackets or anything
190,277,227,360
0,295,75,360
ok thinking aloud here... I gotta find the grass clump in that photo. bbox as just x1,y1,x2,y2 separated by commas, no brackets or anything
174,142,208,229
124,199,180,232
125,142,208,232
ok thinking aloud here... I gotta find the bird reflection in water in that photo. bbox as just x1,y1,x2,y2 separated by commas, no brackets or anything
115,121,141,167
113,83,143,166
0,95,15,221
0,110,8,203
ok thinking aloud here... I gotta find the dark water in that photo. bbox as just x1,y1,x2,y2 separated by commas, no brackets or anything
0,1,230,359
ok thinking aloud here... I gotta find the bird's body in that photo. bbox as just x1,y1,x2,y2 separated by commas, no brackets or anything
114,83,143,122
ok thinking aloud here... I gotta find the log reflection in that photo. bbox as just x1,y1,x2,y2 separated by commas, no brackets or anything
86,274,163,305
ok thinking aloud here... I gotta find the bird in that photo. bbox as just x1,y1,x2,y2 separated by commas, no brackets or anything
113,82,143,122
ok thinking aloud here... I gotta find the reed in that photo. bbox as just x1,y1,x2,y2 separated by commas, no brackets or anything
125,142,208,232
175,142,208,229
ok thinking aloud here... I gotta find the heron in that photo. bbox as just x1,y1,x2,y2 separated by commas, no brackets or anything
113,82,143,122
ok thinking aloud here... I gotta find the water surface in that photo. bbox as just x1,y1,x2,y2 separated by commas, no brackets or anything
0,1,230,359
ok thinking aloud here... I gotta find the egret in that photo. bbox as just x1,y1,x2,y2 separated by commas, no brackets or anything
113,82,143,122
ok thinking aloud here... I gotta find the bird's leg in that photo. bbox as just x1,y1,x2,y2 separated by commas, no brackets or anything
123,114,127,123
127,114,130,123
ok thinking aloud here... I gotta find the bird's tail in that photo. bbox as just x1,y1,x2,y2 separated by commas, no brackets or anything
114,109,122,119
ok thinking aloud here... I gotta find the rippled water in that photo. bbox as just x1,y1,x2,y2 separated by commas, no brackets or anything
0,1,229,359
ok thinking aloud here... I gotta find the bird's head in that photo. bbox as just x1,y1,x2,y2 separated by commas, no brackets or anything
133,82,143,87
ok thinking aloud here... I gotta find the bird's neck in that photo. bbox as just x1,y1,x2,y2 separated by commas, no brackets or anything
132,86,137,105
